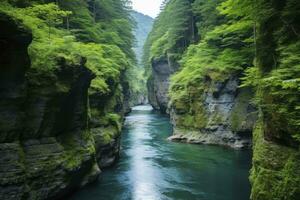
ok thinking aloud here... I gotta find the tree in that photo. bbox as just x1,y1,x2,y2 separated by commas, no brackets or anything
24,3,72,39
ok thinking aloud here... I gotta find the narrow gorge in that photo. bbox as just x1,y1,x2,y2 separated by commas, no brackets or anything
0,0,299,200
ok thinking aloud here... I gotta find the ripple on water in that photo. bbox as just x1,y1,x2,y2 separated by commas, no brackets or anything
67,105,252,200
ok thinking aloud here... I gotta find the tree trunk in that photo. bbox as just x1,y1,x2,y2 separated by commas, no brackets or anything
191,16,195,42
66,17,69,30
93,0,96,22
49,24,51,40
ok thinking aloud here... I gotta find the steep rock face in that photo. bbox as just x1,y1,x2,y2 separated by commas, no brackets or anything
120,76,133,114
250,120,300,200
89,78,125,169
147,76,159,110
147,58,177,113
0,13,124,200
169,75,256,148
248,1,300,198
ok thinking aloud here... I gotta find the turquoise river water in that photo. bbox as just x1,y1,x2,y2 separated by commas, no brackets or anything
68,105,251,200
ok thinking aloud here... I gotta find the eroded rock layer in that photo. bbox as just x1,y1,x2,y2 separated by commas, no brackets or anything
169,75,256,148
147,58,178,113
0,8,126,200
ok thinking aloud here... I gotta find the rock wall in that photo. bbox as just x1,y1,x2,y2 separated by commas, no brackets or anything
0,13,125,200
147,57,177,113
145,0,300,198
250,119,300,199
168,75,256,149
89,80,125,168
147,55,255,148
248,2,300,198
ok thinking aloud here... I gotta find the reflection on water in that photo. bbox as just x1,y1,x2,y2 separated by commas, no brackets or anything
68,105,252,200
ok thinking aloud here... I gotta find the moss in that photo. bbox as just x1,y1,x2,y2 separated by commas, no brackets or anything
56,128,96,171
250,119,300,200
170,70,232,131
63,140,95,170
107,113,122,132
175,100,208,130
209,112,224,125
170,92,190,113
169,68,228,114
105,86,123,112
0,2,132,198
0,2,129,96
230,89,253,132
92,126,119,146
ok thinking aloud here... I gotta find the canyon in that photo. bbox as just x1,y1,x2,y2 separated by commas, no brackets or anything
0,0,299,200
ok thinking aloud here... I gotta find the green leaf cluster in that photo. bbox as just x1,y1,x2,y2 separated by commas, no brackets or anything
143,0,195,73
240,0,300,143
0,2,130,94
169,0,254,109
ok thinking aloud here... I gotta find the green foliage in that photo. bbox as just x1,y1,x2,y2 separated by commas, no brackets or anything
143,0,195,73
169,0,254,116
211,1,300,198
0,0,135,148
0,1,137,193
0,0,134,95
58,0,135,60
153,0,300,198
131,11,153,66
126,11,153,105
240,0,300,143
250,120,300,200
243,43,300,143
94,126,119,146
192,0,224,38
23,3,71,27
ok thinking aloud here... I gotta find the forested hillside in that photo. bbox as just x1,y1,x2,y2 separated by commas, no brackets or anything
145,0,300,199
0,0,136,199
131,11,153,66
129,11,153,105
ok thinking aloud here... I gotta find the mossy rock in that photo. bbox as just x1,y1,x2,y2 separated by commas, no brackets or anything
230,88,256,133
92,126,120,147
250,120,300,200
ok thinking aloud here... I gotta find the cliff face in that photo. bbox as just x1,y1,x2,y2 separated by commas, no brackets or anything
250,120,300,200
0,6,128,200
89,77,125,168
248,1,300,198
147,58,178,113
169,74,256,148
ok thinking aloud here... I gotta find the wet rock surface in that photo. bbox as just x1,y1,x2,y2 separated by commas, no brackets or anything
0,13,124,200
147,58,178,113
169,76,256,149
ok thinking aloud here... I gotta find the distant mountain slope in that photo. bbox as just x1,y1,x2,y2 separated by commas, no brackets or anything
131,11,153,66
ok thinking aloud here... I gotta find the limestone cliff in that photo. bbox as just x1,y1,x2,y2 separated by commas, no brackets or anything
0,14,97,199
0,4,129,200
147,57,178,113
145,0,300,199
169,74,256,148
250,119,300,199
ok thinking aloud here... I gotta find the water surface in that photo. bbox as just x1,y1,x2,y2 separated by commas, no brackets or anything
68,105,251,200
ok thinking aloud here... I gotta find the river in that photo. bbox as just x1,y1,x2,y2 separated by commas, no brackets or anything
68,105,251,200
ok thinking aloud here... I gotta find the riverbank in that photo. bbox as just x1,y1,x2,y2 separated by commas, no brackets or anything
67,105,251,200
